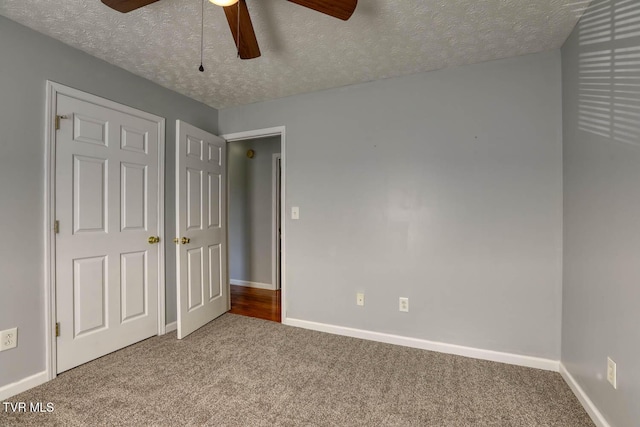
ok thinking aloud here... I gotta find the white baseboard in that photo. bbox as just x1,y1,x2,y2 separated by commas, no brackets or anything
560,363,611,427
283,317,559,372
165,321,177,333
230,279,276,291
0,370,48,401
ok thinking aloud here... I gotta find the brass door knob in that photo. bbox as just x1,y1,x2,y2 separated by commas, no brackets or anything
181,237,191,244
148,236,160,244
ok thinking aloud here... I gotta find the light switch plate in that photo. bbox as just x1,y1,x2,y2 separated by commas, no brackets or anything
356,293,365,306
607,357,617,389
292,206,300,220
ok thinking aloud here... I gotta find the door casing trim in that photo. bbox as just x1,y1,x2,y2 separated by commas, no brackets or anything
272,153,281,291
44,81,166,381
222,127,286,318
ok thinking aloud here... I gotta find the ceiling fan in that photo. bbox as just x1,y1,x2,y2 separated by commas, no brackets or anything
101,0,358,59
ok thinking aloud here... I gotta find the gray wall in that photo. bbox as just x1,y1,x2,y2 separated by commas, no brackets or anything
229,137,281,286
220,50,564,359
0,16,217,387
561,1,640,425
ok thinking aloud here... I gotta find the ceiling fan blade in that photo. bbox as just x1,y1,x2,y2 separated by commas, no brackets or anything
223,0,261,60
101,0,161,13
287,0,357,21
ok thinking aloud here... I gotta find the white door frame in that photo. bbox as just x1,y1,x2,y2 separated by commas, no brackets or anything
272,153,281,290
44,81,166,381
222,127,286,317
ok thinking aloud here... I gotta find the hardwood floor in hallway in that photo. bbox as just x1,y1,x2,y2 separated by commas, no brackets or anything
229,285,281,322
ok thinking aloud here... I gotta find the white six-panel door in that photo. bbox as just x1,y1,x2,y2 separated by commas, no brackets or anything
55,93,162,373
176,121,228,339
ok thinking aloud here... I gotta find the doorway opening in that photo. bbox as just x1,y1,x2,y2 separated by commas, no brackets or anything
224,128,285,323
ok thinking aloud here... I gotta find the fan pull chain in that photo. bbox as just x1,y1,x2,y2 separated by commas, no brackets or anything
199,0,205,72
236,0,240,58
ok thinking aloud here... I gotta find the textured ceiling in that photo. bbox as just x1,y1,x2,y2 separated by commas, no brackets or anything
0,0,588,109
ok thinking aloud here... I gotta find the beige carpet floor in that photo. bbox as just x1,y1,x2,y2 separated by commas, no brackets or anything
1,314,593,426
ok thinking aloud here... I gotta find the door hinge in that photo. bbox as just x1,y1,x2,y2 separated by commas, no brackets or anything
54,220,59,234
55,115,68,131
55,322,60,337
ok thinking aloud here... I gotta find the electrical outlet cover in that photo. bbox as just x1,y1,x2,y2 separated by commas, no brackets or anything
0,327,18,351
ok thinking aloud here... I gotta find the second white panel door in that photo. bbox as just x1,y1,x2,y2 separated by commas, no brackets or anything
176,120,228,339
